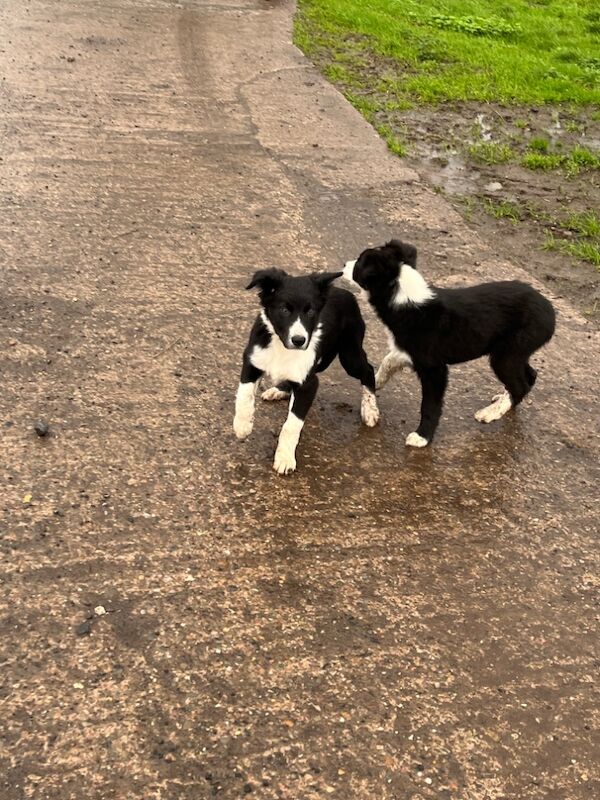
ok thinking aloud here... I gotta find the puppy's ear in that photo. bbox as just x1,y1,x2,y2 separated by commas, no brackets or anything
246,268,286,293
386,239,417,268
310,271,343,293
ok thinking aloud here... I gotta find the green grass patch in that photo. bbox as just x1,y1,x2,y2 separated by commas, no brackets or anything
529,137,550,153
482,198,524,222
374,123,408,156
563,240,600,267
521,144,600,174
521,152,565,170
468,141,513,165
544,209,600,269
564,210,600,238
546,234,600,268
295,0,600,105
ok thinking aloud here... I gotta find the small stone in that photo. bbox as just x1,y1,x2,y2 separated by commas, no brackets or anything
34,420,50,437
485,181,503,192
66,56,76,63
163,753,176,763
243,783,253,794
76,621,91,636
94,605,107,616
73,682,84,689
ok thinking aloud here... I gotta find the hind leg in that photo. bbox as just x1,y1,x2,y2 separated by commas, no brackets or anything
262,380,292,402
475,353,531,424
338,342,380,427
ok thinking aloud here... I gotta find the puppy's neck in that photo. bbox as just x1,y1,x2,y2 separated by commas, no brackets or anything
391,264,435,308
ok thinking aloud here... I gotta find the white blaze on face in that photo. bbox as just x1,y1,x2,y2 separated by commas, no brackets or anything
287,317,309,349
342,260,357,284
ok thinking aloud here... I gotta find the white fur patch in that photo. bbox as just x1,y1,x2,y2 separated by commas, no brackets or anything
391,264,435,307
475,390,512,423
375,346,413,389
233,381,257,439
342,260,357,283
287,317,309,349
261,386,289,402
361,387,380,427
273,412,304,474
251,312,322,386
405,431,429,447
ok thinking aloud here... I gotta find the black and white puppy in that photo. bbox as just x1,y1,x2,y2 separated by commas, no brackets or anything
343,240,556,447
233,268,379,473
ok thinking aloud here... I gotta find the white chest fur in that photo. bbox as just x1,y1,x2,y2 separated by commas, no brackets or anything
250,320,321,386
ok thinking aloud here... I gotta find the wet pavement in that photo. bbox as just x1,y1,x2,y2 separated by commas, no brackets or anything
1,1,599,798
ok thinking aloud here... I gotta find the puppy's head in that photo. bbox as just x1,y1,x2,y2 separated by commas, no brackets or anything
343,239,417,294
246,268,342,350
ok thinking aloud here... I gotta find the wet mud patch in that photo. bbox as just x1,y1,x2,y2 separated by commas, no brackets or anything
401,103,600,324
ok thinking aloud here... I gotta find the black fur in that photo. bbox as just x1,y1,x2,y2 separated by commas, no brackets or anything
350,239,556,443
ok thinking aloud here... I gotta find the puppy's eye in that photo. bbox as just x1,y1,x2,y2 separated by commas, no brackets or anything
280,305,291,316
304,306,315,318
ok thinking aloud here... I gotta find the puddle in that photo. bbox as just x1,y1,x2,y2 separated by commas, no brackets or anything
410,144,480,196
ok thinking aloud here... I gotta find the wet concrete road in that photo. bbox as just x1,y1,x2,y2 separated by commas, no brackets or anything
1,1,599,798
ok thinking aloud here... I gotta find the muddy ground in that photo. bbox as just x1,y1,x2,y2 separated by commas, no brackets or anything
404,104,600,323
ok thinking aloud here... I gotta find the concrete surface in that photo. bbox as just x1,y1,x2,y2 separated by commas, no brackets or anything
0,1,598,798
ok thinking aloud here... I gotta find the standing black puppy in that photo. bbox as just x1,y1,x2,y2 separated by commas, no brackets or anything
343,240,555,447
234,268,379,474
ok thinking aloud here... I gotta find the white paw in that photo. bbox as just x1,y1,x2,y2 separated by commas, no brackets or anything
406,431,428,448
261,387,289,402
361,390,380,427
475,391,512,424
273,448,296,475
233,415,253,440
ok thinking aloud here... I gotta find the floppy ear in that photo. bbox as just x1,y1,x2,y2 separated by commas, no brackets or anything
310,271,343,293
246,268,286,293
386,239,417,268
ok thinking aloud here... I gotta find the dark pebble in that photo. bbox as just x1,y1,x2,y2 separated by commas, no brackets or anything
34,420,50,437
243,784,253,794
76,621,91,636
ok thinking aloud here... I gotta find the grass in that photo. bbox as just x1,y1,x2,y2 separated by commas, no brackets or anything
482,198,524,222
521,144,600,174
374,123,408,156
564,211,600,238
545,235,600,268
295,0,600,106
297,1,600,280
468,141,513,165
544,210,600,269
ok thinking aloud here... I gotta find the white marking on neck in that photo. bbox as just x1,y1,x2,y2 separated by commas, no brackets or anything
252,311,322,385
342,260,357,283
391,264,435,307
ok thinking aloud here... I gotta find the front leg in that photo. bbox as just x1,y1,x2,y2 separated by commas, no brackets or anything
233,359,263,440
273,375,318,475
375,348,412,390
406,365,448,447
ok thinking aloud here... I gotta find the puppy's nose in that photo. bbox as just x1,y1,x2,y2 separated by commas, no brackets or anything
291,335,306,348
